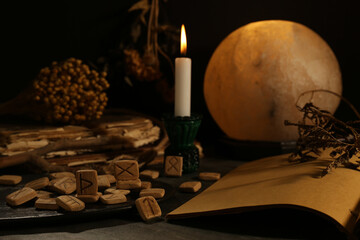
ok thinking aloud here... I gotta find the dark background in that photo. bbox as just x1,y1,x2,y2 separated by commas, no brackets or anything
1,0,359,142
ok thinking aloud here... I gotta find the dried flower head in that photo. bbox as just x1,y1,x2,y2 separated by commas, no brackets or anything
33,58,110,124
124,49,162,82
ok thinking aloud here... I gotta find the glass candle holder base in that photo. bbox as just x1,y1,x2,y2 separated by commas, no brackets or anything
162,113,202,174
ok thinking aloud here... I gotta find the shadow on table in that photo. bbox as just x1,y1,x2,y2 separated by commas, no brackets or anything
167,208,348,240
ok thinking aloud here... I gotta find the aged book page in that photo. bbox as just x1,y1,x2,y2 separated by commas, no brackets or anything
167,151,360,235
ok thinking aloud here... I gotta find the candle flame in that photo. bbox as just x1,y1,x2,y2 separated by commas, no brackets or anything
180,24,187,56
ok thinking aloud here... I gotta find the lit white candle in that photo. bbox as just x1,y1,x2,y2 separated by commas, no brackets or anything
175,24,191,117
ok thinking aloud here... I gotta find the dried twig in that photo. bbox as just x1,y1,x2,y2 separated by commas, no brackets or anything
285,89,360,177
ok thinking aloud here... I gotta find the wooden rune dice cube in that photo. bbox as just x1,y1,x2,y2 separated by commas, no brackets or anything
164,156,183,177
114,160,139,180
76,170,98,195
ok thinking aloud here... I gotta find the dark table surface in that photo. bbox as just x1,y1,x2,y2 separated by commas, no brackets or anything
0,155,350,240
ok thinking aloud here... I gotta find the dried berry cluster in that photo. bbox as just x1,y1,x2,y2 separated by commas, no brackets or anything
285,94,360,177
33,58,110,124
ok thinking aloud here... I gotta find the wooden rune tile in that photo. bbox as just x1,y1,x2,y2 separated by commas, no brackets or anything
52,177,76,194
76,192,102,203
135,196,162,222
179,181,202,193
25,177,50,190
116,179,141,189
97,175,111,189
100,193,127,205
76,170,98,195
104,188,130,195
0,175,22,185
199,172,221,181
56,195,85,212
49,178,62,187
114,160,139,180
104,174,116,184
6,187,37,206
36,190,55,199
164,156,183,177
141,181,152,189
139,188,165,199
49,172,75,179
140,170,159,180
35,198,59,210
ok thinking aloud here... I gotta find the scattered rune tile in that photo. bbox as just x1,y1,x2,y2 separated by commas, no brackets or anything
76,192,102,203
49,177,62,187
100,193,127,205
135,196,162,222
104,174,116,184
49,172,75,179
104,188,130,195
97,175,111,189
198,172,221,181
56,195,85,212
179,181,202,193
6,187,37,206
141,181,152,189
76,170,98,195
36,190,55,199
25,177,50,190
116,179,141,190
139,188,165,199
164,156,183,177
114,160,139,180
51,177,76,195
140,170,159,180
35,198,59,210
0,175,22,185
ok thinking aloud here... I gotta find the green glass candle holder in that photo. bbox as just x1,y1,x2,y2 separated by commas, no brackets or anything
163,113,202,174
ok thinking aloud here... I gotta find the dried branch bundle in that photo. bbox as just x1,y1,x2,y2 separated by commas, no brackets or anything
285,90,360,177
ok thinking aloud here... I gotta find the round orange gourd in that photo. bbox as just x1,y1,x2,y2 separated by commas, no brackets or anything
204,20,342,141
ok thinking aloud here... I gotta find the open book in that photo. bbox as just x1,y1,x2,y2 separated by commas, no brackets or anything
166,150,360,237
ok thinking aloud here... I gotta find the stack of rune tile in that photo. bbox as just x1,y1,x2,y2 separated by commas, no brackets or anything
75,170,102,203
113,159,163,221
